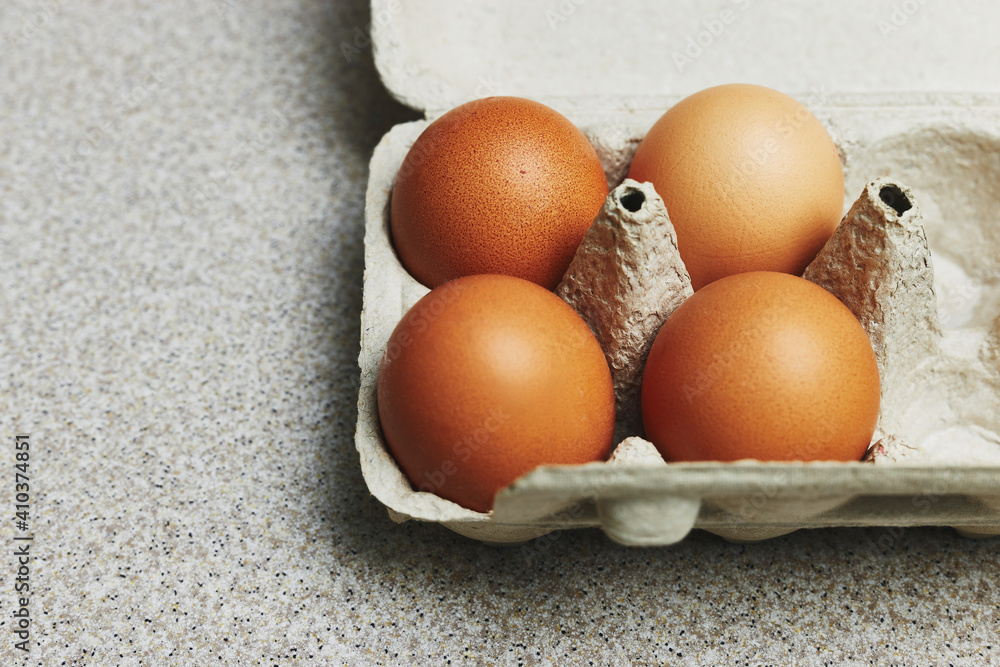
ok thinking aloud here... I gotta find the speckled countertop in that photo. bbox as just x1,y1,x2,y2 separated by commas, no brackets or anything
0,1,997,665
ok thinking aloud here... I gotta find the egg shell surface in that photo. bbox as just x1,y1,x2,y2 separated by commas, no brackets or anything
641,271,880,462
628,84,845,290
377,274,616,513
390,96,609,290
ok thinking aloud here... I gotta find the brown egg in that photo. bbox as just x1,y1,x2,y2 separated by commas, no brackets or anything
377,274,615,512
641,272,880,462
628,84,844,290
390,97,609,290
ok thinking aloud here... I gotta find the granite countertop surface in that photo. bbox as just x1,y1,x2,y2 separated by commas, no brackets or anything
1,1,998,665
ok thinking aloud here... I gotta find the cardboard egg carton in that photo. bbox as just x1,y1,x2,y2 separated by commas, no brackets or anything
356,0,1000,545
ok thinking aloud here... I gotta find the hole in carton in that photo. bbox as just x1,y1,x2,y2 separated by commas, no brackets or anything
879,184,912,215
620,188,645,212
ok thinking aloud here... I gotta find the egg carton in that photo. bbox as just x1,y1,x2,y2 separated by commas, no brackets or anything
355,0,1000,545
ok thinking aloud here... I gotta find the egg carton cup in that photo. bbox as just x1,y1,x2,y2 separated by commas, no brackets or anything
357,95,1000,545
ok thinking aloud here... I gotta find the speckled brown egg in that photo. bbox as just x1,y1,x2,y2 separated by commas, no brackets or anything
628,84,844,290
641,272,880,462
377,274,615,513
390,97,609,290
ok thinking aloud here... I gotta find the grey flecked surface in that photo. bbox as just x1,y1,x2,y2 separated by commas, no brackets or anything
0,1,998,665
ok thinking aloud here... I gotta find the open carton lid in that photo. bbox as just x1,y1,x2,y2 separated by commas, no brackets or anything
372,0,1000,118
